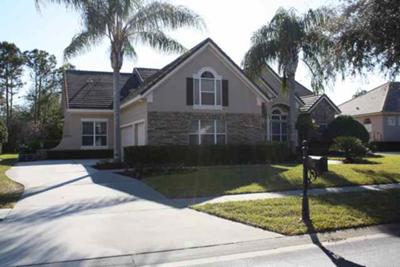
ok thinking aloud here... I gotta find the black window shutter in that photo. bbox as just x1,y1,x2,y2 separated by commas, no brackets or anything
222,79,229,106
186,78,194,105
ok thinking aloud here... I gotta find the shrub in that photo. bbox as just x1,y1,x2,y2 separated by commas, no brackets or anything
124,143,293,167
330,136,367,162
324,116,369,143
46,149,113,159
94,160,128,170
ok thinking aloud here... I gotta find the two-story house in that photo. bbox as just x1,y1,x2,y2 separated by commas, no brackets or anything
54,38,340,153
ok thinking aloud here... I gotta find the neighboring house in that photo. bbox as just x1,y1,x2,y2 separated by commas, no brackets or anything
54,38,340,152
339,82,400,142
256,66,341,142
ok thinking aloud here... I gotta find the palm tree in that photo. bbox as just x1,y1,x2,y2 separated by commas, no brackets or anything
37,0,205,161
243,8,333,150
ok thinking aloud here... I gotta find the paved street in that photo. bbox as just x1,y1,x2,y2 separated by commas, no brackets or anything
184,233,400,267
0,160,280,266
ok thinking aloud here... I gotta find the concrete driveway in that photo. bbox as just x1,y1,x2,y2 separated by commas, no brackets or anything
0,160,280,266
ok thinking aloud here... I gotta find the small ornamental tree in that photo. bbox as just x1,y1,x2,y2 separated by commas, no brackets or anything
330,136,367,162
324,115,369,143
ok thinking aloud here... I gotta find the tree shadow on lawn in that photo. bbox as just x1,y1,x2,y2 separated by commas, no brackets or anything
305,220,365,267
352,169,400,184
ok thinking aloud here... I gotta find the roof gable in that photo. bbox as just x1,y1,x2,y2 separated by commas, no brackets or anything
301,94,341,114
121,38,270,107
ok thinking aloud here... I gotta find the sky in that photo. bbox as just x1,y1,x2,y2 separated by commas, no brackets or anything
0,0,392,106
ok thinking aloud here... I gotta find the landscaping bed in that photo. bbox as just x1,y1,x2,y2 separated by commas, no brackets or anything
193,189,400,235
0,154,23,208
142,155,400,198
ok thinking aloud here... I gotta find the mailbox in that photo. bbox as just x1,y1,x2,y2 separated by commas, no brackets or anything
306,155,328,178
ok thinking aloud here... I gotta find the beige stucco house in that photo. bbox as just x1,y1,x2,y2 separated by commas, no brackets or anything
54,38,340,153
339,82,400,142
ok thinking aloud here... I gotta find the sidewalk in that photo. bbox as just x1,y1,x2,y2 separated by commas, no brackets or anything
173,183,400,206
26,223,400,266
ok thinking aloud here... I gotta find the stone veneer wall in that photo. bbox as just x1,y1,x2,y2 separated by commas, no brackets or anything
309,98,337,125
147,111,265,145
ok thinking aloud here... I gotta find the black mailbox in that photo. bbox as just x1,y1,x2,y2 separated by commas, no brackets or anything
306,156,328,177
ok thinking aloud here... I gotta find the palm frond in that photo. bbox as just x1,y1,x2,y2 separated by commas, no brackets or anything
123,39,137,60
63,31,102,60
126,1,205,33
135,31,186,54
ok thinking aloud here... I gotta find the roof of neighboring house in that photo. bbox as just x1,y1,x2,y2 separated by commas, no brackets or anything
339,82,400,116
300,94,341,114
65,70,132,109
122,38,271,105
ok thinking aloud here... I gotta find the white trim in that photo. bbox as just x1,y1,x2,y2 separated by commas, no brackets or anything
134,68,144,82
189,119,227,145
307,95,341,114
193,67,223,108
68,109,113,114
80,119,109,149
121,119,145,129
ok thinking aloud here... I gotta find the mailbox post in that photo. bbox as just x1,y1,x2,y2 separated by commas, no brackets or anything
301,140,329,222
302,140,311,222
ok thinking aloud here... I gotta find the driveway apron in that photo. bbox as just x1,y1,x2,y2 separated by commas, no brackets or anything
0,160,280,266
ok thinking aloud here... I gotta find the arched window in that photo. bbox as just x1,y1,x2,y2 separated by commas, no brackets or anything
270,108,288,142
193,67,222,106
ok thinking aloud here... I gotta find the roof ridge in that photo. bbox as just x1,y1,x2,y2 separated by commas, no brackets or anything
66,69,132,76
338,81,391,107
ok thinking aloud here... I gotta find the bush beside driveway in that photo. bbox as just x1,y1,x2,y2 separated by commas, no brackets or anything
0,154,23,208
142,155,400,198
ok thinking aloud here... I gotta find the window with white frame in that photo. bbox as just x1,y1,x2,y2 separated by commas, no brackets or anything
193,68,222,106
387,116,396,126
189,119,226,145
82,120,107,147
270,109,288,142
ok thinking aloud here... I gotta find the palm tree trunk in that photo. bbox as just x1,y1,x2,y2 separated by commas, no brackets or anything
288,74,298,152
113,68,122,162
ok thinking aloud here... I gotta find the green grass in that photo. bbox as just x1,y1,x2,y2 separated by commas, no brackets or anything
0,154,23,208
193,189,400,235
143,155,400,198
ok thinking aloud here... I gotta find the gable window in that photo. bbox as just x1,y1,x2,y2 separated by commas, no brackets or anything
193,68,222,107
82,119,107,148
270,109,288,142
189,119,226,145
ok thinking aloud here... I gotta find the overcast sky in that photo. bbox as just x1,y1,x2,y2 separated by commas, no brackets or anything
0,0,393,106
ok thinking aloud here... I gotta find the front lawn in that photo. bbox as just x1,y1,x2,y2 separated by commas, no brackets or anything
193,189,400,235
0,154,23,208
143,155,400,198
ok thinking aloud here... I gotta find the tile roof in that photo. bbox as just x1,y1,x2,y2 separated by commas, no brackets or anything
65,70,132,109
300,94,321,112
339,82,400,115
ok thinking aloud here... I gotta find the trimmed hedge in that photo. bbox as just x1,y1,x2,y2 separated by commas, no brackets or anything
124,143,293,166
46,149,113,160
372,142,400,152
